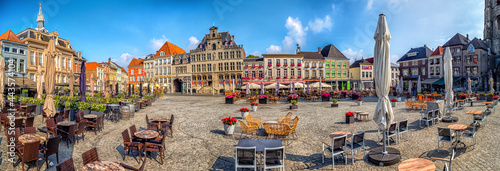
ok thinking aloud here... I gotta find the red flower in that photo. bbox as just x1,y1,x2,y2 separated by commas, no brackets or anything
268,64,272,67
345,112,355,116
356,98,363,101
297,63,302,66
276,64,281,67
493,96,499,100
222,116,237,125
291,64,295,67
240,108,250,112
427,98,434,101
391,98,397,102
250,102,259,106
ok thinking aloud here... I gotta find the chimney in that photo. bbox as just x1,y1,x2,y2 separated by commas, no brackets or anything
318,47,321,53
296,44,300,54
108,58,111,64
466,34,469,40
231,35,234,40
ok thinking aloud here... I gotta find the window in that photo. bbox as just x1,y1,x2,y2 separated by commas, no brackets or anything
337,62,341,68
237,62,241,70
312,70,317,77
305,70,309,77
160,51,165,56
12,48,17,53
19,49,24,54
277,69,281,77
230,62,235,70
290,59,294,66
332,70,336,77
472,67,478,75
343,63,346,69
284,69,288,77
435,66,440,75
326,62,330,68
430,67,434,75
244,71,249,77
207,53,211,60
268,59,272,65
320,70,323,78
326,71,330,77
312,62,316,67
362,72,365,78
402,69,409,76
168,67,171,74
337,70,341,77
403,62,408,67
212,44,216,50
19,59,24,73
38,53,43,66
131,69,134,75
268,69,272,77
412,61,417,66
224,52,228,59
230,51,235,59
3,47,9,52
290,69,295,76
139,69,142,74
331,62,335,69
62,58,66,69
276,59,280,65
297,69,301,77
251,71,256,78
30,51,35,65
30,74,34,81
453,68,460,75
283,59,287,66
236,51,241,58
421,60,425,65
421,67,425,75
369,72,372,78
297,59,302,65
411,68,418,76
343,71,347,77
224,63,229,71
258,71,263,78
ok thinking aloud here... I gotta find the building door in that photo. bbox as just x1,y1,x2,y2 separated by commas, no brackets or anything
173,79,182,92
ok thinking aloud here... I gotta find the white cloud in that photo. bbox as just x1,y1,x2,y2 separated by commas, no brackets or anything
150,35,168,51
266,45,282,54
342,48,365,63
282,16,308,52
366,0,373,10
112,53,134,69
308,15,333,33
186,36,200,51
332,4,335,10
249,51,262,57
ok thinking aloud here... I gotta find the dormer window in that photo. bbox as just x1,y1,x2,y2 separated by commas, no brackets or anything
467,44,475,52
160,51,165,56
407,52,417,57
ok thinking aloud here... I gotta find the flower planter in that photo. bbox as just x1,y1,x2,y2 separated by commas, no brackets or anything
351,94,359,100
225,98,234,104
290,105,298,109
322,96,330,102
391,102,396,107
487,95,493,101
224,124,236,135
81,110,91,115
346,116,355,124
357,101,362,106
259,98,268,104
478,95,486,100
331,104,338,107
251,106,258,112
241,112,249,118
436,96,443,100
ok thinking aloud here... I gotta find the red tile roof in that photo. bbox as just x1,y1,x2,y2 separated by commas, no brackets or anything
0,30,23,44
128,58,143,67
154,41,186,57
121,67,127,73
365,57,374,63
430,46,443,56
86,62,102,70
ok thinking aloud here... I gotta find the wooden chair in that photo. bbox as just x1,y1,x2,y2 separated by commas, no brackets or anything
86,116,99,134
23,127,36,134
46,118,58,137
75,120,86,143
57,157,75,171
239,120,259,138
161,115,174,137
82,147,100,165
41,135,61,168
24,116,35,129
121,129,144,163
145,131,166,164
57,124,76,148
145,114,159,130
15,140,41,171
14,118,24,131
245,113,262,128
120,158,146,171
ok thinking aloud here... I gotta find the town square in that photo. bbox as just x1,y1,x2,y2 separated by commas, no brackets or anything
0,0,499,171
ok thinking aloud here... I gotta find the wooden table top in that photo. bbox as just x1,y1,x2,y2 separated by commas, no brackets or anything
18,134,46,144
15,117,26,120
329,131,352,138
354,111,363,114
134,130,159,139
455,99,464,102
466,110,483,115
448,124,467,131
398,158,435,171
152,117,169,122
82,161,125,171
57,121,76,127
84,114,97,119
482,101,493,104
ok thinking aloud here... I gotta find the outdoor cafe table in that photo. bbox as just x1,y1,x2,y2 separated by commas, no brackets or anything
448,124,467,147
82,161,125,171
330,131,352,138
466,110,483,115
57,121,76,127
152,117,169,129
398,158,435,171
134,130,159,140
18,134,46,144
237,139,283,152
83,114,97,119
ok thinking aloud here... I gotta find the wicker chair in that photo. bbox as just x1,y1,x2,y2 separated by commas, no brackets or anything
245,113,262,128
161,115,174,137
263,123,293,137
15,140,40,171
239,120,259,138
41,135,61,168
58,124,76,148
46,118,58,137
121,129,143,163
23,127,36,134
57,157,75,171
278,112,293,124
289,116,299,138
86,116,99,134
75,120,86,143
120,158,146,171
82,147,100,165
129,125,142,142
145,131,166,164
145,114,159,130
24,116,35,129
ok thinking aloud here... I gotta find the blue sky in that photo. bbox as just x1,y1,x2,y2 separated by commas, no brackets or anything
0,0,485,68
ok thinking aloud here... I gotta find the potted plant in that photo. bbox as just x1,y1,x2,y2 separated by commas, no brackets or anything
99,97,108,104
240,108,250,118
351,92,359,100
250,102,258,112
356,98,363,106
22,89,28,97
479,93,486,100
221,116,237,135
345,111,355,124
321,93,330,102
427,98,434,102
78,101,91,115
391,98,397,107
91,103,106,116
258,95,268,104
435,94,443,100
66,101,78,121
487,93,493,101
493,96,499,101
290,100,298,109
225,95,234,104
110,98,119,104
289,94,298,103
34,98,44,115
459,94,467,100
331,99,338,107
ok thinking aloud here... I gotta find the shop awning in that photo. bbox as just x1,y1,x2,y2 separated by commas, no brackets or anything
431,77,463,85
421,78,439,84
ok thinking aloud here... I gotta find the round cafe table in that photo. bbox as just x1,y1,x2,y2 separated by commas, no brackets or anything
448,124,467,147
82,161,125,171
329,131,352,138
152,117,169,129
18,134,47,144
134,130,159,140
398,158,435,171
57,121,76,127
83,114,97,119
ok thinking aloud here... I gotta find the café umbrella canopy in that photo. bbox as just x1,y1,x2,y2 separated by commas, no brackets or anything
444,47,454,115
372,14,394,155
0,57,4,106
43,38,57,117
490,76,495,94
417,76,422,93
80,60,86,102
36,66,44,99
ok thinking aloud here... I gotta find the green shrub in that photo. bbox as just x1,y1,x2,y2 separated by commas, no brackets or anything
110,98,119,104
91,103,106,112
60,96,69,101
99,97,108,104
291,100,297,106
332,99,338,104
78,102,89,111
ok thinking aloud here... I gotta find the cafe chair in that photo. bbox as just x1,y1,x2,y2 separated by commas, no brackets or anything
431,149,455,171
15,140,41,171
145,115,159,130
129,125,142,142
121,129,144,163
461,121,478,149
41,135,61,168
386,122,398,146
75,120,86,143
57,124,76,148
437,127,456,152
420,110,436,128
474,110,487,126
263,146,285,171
322,134,347,170
346,131,365,164
120,158,146,171
57,157,75,171
234,146,257,171
23,127,36,134
82,147,100,165
398,119,409,142
145,131,167,164
24,116,35,129
161,114,174,137
86,116,99,134
239,120,259,139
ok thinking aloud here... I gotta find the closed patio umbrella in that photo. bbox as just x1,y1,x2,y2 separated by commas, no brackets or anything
115,82,119,95
139,83,143,97
260,81,264,95
335,80,339,91
397,77,403,94
306,81,310,94
69,66,74,97
408,80,412,95
276,81,279,96
489,75,495,94
291,81,295,94
43,38,57,118
372,14,394,155
444,47,454,117
417,76,422,93
319,78,322,92
36,66,43,99
245,83,250,95
80,61,86,101
467,77,472,95
90,74,94,97
0,57,4,106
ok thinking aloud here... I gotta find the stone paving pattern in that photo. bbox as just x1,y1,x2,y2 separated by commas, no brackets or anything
0,95,499,170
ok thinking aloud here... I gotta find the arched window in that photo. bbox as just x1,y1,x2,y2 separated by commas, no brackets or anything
212,33,215,37
212,44,216,50
468,44,475,52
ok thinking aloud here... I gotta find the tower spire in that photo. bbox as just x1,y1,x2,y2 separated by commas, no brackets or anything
36,4,46,33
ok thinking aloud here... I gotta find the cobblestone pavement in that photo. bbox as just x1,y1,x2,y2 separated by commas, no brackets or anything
0,95,499,170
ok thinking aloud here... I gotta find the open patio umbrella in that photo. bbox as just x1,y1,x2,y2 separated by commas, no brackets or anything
306,81,310,94
275,81,279,96
242,83,260,89
260,81,264,95
408,80,412,95
444,47,454,117
489,75,495,94
372,14,395,157
80,61,86,101
264,82,289,89
467,77,472,95
139,83,143,97
417,76,421,93
245,83,250,94
69,66,74,97
319,78,322,92
43,38,57,118
310,82,331,88
0,57,4,106
36,66,43,99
